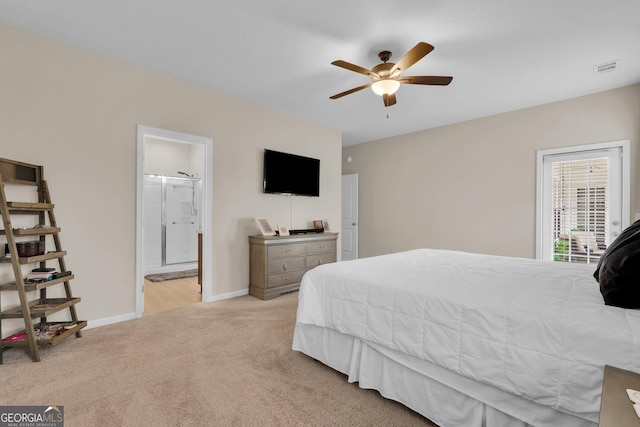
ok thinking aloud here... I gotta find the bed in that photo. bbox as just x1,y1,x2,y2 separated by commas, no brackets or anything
292,249,640,427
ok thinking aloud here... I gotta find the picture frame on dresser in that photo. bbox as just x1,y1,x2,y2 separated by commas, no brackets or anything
255,217,276,236
278,224,290,236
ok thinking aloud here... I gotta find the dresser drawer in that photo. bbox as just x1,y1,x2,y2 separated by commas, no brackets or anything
250,233,338,300
306,252,336,269
306,240,337,255
268,243,306,259
267,269,305,288
267,256,305,274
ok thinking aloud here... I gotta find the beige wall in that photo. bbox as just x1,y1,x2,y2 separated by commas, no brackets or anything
343,84,640,259
0,23,341,328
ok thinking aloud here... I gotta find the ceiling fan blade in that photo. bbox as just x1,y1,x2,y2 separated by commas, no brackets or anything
383,93,397,107
399,76,453,85
330,83,372,99
390,42,434,74
331,60,379,78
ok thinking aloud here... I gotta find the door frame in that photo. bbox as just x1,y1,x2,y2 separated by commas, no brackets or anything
535,139,630,260
136,125,214,317
341,173,359,260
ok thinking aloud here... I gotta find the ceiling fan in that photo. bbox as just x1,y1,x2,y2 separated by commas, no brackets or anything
329,42,453,107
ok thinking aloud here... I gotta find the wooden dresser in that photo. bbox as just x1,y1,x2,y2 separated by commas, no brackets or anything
249,232,338,300
599,365,640,426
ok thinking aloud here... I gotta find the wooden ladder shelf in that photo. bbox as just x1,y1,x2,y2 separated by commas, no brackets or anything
0,157,86,363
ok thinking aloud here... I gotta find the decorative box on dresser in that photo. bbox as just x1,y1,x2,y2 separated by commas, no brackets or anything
249,232,338,300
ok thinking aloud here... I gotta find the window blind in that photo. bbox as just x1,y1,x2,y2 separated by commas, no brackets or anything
551,157,609,264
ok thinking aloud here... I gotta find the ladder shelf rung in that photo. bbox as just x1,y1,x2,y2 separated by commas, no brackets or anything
0,251,67,264
0,274,75,291
1,297,81,319
5,202,54,212
0,227,61,236
1,321,87,347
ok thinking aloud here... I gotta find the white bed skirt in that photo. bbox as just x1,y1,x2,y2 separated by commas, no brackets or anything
292,323,595,427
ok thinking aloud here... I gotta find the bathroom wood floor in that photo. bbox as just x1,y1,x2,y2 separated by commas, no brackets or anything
143,276,201,315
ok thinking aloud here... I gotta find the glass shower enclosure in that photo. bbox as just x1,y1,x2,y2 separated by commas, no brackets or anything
144,174,202,273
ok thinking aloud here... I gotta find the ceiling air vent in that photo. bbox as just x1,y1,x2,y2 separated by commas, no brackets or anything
594,60,619,75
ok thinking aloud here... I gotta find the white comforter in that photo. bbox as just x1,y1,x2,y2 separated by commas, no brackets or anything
295,249,640,423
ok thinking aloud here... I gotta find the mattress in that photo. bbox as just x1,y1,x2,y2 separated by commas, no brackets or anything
293,249,640,424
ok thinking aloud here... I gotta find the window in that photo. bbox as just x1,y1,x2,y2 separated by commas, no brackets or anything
536,141,630,263
551,157,609,263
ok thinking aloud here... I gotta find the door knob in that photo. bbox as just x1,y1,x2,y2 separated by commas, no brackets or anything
352,222,356,226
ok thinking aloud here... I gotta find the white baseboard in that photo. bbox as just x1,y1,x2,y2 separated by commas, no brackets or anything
206,288,249,303
86,312,136,330
85,289,249,330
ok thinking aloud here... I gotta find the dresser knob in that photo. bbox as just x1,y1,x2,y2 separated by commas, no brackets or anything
283,263,287,271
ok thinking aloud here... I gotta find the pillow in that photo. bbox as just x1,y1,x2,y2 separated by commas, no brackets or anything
593,219,640,308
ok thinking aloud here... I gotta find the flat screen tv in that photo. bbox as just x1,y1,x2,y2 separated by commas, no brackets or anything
263,149,320,197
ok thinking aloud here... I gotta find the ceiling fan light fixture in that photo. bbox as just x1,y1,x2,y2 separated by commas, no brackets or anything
371,79,400,96
330,42,451,107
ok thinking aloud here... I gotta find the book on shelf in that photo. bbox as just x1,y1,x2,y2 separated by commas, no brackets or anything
32,267,55,273
31,303,55,311
26,271,56,281
2,332,27,342
25,270,72,282
51,271,71,279
34,323,73,339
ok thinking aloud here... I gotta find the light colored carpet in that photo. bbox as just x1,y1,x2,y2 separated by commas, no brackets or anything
0,293,435,426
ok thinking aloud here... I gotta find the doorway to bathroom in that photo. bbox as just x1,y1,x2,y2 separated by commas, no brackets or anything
144,172,202,273
136,125,213,316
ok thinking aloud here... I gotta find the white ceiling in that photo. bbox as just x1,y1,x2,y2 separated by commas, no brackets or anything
2,1,639,146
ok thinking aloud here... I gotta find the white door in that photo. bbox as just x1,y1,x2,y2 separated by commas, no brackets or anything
537,141,629,263
341,174,359,261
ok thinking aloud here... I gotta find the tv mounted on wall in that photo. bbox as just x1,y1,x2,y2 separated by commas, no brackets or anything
263,149,320,197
